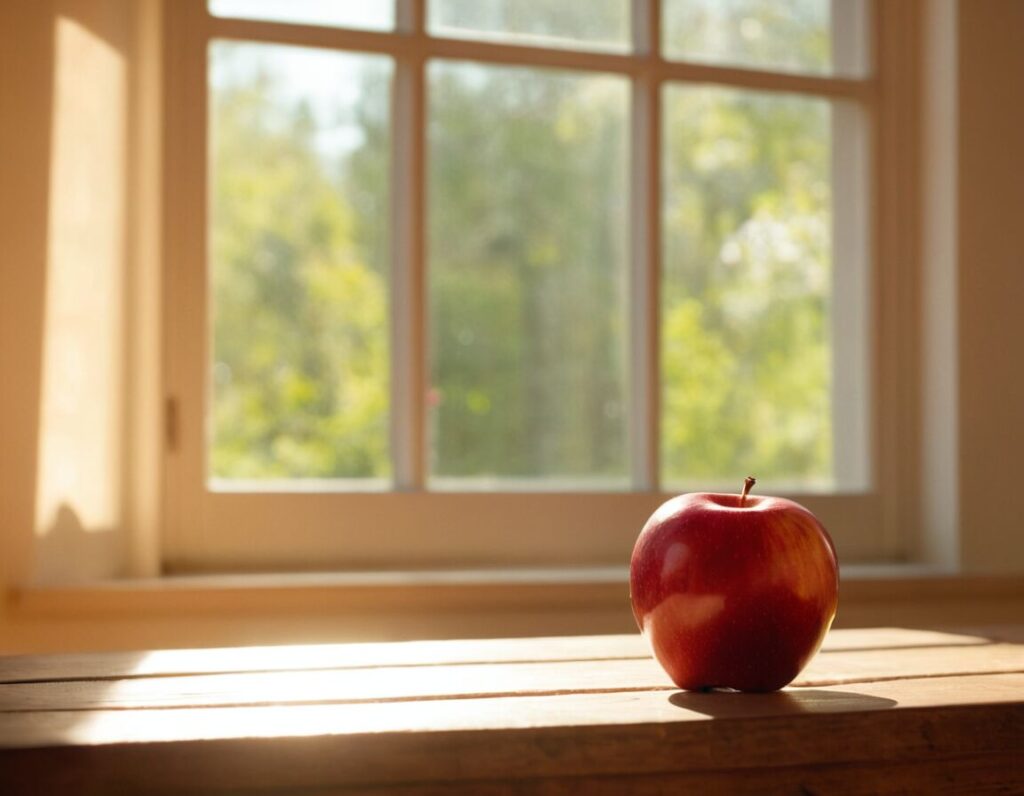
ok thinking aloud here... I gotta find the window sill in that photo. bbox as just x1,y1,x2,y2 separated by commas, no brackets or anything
4,567,1023,655
8,564,1021,616
10,566,634,619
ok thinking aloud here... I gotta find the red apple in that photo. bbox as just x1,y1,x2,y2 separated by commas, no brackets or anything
630,477,838,692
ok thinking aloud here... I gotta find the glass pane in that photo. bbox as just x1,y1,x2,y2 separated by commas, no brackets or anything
428,62,630,488
661,86,835,489
662,0,868,76
208,42,392,482
429,0,630,53
209,0,393,31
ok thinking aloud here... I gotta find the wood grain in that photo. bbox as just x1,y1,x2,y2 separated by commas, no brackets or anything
0,634,651,684
0,626,997,684
1,677,1021,793
334,753,1024,796
2,640,1022,713
0,627,1021,795
1,672,1022,749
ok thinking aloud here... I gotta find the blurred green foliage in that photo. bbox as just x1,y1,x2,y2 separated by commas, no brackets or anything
428,62,629,482
661,86,832,485
663,0,831,73
210,54,391,479
210,0,834,487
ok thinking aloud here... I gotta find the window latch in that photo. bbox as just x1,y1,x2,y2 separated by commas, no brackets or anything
165,397,179,453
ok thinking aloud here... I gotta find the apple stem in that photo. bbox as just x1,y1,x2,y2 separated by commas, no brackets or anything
739,476,756,507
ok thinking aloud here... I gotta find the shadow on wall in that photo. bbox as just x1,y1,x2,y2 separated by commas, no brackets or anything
33,504,126,586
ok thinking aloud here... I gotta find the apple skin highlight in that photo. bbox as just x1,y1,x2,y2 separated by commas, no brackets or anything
630,489,838,693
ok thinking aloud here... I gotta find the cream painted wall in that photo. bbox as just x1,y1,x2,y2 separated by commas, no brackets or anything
956,0,1024,574
0,1,56,602
1,0,142,594
0,0,1022,653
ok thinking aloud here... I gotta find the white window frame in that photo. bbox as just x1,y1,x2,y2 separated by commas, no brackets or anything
162,0,920,573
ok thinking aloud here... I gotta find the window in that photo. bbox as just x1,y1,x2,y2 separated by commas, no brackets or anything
164,0,904,572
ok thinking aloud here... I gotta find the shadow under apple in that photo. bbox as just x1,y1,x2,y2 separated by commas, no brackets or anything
668,688,897,719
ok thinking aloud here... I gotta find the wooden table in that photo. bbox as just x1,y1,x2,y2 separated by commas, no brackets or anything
1,626,1022,794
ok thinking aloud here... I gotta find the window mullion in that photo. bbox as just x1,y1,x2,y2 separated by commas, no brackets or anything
630,0,661,491
390,0,427,490
830,0,872,492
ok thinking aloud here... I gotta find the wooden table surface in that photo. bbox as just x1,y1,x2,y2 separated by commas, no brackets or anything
1,626,1022,794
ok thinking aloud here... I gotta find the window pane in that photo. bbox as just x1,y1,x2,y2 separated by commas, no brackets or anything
429,0,630,53
662,0,868,76
209,0,393,31
428,62,630,488
661,86,835,489
208,42,392,482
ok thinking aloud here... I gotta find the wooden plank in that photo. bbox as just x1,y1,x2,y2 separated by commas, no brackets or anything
3,672,1022,749
798,640,1024,686
333,753,1024,796
0,626,998,684
816,625,998,650
0,657,667,712
0,675,1021,793
0,635,647,684
955,623,1024,644
3,640,1023,713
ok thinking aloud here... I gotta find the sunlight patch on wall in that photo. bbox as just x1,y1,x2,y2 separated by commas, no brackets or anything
35,16,126,540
